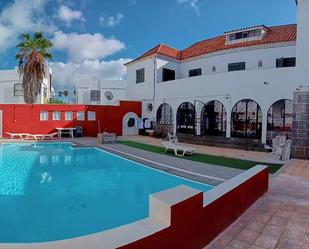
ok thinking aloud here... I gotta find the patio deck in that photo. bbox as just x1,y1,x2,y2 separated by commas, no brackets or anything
205,159,309,249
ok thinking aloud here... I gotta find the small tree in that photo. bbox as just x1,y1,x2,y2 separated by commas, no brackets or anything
16,32,53,104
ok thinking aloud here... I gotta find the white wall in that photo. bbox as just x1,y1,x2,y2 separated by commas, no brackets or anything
126,58,156,101
180,45,296,77
0,69,24,104
297,0,309,85
76,78,127,105
0,68,52,104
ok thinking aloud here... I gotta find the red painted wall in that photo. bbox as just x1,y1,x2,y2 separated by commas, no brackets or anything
118,168,269,249
0,101,141,137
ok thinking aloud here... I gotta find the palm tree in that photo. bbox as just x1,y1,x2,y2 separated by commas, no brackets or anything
16,32,53,104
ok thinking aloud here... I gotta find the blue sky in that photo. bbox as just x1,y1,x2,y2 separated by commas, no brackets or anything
0,0,296,94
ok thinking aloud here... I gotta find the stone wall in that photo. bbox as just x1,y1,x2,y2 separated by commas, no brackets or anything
292,87,309,159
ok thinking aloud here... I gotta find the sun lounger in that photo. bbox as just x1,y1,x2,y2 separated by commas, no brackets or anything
162,141,195,157
29,133,58,141
6,132,31,140
167,132,178,143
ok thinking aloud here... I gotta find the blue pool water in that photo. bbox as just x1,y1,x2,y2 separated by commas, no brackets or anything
0,143,212,243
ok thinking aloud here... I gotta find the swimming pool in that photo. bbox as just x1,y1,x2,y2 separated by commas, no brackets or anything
0,143,212,243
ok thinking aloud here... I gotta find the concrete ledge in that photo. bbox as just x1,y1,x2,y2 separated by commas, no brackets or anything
204,165,268,206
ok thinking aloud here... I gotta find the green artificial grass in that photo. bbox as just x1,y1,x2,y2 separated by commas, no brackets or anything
117,140,283,174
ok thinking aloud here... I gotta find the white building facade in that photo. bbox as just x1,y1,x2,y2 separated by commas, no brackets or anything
76,77,127,106
125,24,299,145
0,67,53,104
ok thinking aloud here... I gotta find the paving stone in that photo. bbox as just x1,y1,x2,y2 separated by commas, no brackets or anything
262,224,285,238
255,213,272,224
229,239,252,249
236,230,260,244
254,234,279,249
245,221,266,233
268,216,290,226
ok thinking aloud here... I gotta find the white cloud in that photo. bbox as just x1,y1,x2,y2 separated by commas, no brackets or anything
0,0,56,52
177,0,200,15
99,13,124,28
53,31,125,62
51,58,131,89
57,5,85,25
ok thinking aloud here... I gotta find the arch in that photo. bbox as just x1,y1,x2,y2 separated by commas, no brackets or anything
200,100,227,136
122,112,139,136
156,103,173,136
231,99,263,139
267,99,293,143
176,102,195,134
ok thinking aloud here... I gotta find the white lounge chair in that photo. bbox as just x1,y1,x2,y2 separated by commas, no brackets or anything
162,141,195,157
29,133,58,141
167,132,178,143
6,132,31,140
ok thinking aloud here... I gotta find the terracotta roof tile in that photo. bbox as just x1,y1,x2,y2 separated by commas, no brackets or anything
126,24,297,65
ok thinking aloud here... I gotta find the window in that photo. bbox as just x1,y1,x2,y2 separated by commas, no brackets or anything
189,68,202,77
77,111,85,121
228,62,246,72
162,68,175,82
276,57,296,68
40,111,48,121
136,68,145,84
65,112,73,121
90,90,100,101
229,29,262,42
53,111,61,121
14,83,23,96
88,111,96,121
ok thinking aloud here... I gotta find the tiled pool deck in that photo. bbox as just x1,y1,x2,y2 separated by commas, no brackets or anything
205,159,309,249
0,136,307,248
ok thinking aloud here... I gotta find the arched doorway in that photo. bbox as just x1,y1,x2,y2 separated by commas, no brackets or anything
231,99,262,139
156,103,173,135
200,100,227,136
177,102,195,134
267,99,293,143
122,112,139,136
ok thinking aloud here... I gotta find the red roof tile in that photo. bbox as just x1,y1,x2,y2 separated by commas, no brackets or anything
126,24,297,65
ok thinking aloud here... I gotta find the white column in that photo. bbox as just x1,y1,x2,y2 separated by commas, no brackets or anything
173,108,177,135
261,109,268,144
226,111,231,138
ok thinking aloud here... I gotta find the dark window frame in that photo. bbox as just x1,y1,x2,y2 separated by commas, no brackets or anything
228,62,246,72
136,68,145,84
14,83,23,96
276,57,296,68
162,68,176,82
189,68,202,77
90,90,101,102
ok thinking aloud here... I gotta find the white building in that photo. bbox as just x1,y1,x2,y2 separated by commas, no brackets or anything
125,24,299,145
0,67,53,104
76,77,127,105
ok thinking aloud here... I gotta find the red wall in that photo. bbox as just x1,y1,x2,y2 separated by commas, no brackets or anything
0,101,141,137
118,167,269,249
